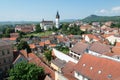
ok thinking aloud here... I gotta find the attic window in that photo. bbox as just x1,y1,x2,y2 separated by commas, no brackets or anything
90,67,93,70
98,70,102,74
83,64,86,67
108,74,112,79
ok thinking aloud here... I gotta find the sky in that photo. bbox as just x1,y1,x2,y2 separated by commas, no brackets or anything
0,0,120,21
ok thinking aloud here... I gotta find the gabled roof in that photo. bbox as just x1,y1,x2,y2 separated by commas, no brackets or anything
28,53,55,80
112,47,120,55
29,44,36,49
89,42,111,54
75,54,120,80
62,61,77,80
51,58,66,68
84,34,100,41
71,42,89,55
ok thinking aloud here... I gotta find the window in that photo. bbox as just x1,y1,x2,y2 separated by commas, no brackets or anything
5,67,7,71
77,72,80,76
7,50,10,54
4,59,6,63
2,50,5,55
108,74,112,79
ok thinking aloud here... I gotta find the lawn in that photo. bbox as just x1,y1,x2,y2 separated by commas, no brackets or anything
25,31,53,37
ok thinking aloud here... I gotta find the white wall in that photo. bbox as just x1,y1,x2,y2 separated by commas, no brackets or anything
106,35,120,44
88,50,100,56
53,48,78,63
55,71,68,80
74,71,83,80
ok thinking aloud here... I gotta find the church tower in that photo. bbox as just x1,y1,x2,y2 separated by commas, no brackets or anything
56,11,60,28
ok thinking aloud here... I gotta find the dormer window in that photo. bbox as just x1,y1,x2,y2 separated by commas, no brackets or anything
83,64,86,67
98,70,102,74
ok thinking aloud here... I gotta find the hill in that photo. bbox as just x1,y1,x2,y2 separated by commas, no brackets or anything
82,15,120,22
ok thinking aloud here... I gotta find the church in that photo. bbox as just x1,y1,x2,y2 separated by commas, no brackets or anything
40,11,60,30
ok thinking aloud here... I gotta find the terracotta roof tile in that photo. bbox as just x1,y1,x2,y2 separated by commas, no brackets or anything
45,40,51,45
28,53,55,80
112,47,120,55
75,54,120,80
62,61,77,80
20,50,28,58
115,42,120,47
39,42,45,47
49,44,56,48
29,44,36,49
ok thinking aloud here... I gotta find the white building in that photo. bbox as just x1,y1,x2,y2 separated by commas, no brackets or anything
40,20,54,30
40,11,60,30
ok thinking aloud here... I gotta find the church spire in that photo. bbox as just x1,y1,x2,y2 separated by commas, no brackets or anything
56,11,60,19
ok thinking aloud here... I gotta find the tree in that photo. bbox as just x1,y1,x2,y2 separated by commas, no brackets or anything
44,51,52,62
18,31,26,38
9,62,45,80
17,41,31,53
35,24,42,33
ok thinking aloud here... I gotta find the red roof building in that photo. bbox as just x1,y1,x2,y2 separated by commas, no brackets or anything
74,54,120,80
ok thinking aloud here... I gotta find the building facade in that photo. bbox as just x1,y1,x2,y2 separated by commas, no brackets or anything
40,11,60,30
0,40,13,79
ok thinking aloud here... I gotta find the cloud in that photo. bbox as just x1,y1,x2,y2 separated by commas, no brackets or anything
112,6,120,13
95,9,108,14
99,9,108,13
96,6,120,15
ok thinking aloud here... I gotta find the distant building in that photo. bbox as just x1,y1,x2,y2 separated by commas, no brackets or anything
40,19,54,30
15,24,36,33
0,40,13,79
40,11,60,30
74,53,120,80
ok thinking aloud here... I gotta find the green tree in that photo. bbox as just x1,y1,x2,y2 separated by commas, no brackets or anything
44,51,52,62
9,62,45,80
35,24,42,33
18,31,26,38
17,41,31,53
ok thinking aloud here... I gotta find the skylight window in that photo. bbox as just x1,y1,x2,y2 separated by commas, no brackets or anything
83,64,86,67
98,70,102,74
90,67,93,70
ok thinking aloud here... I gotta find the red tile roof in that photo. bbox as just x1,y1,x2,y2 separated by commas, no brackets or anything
62,61,77,80
75,54,120,80
112,47,120,55
45,40,51,45
20,50,28,58
28,53,55,80
39,42,45,47
115,42,120,47
29,44,36,49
